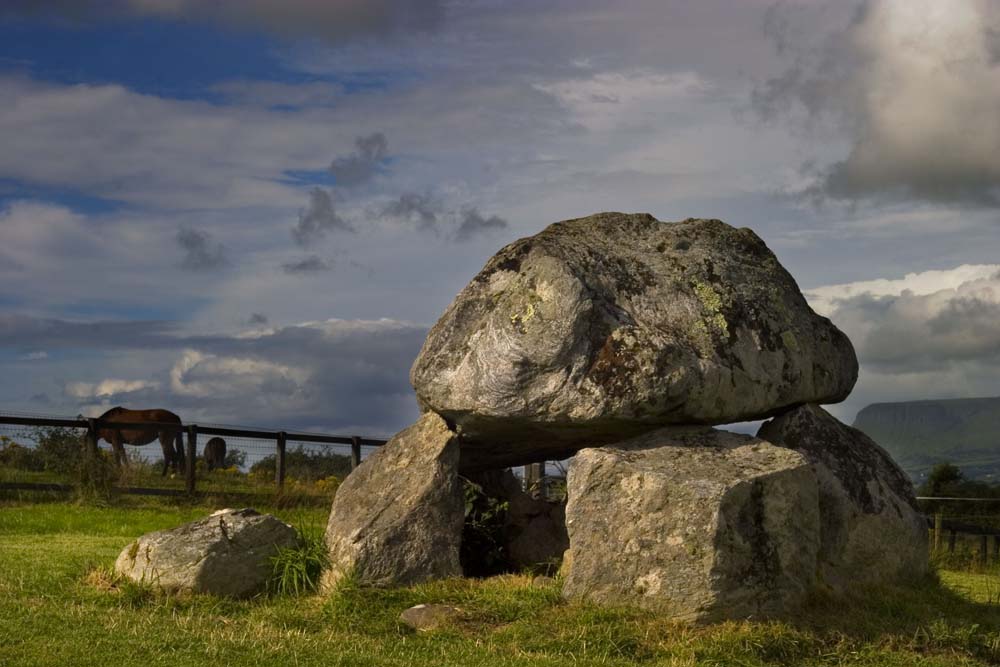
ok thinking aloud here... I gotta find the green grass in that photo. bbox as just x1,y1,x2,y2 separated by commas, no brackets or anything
3,499,1000,666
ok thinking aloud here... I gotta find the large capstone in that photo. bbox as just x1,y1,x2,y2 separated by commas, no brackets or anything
562,427,820,623
411,212,858,470
114,508,299,598
758,404,929,589
320,412,464,591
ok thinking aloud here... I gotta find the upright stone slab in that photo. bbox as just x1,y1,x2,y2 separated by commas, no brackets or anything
320,413,464,591
114,508,298,598
411,212,858,471
563,427,820,622
758,404,928,589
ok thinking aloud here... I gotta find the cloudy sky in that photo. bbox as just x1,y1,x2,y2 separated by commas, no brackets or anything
1,0,998,436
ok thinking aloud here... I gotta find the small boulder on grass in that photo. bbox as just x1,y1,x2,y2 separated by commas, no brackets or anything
114,508,299,598
399,604,462,631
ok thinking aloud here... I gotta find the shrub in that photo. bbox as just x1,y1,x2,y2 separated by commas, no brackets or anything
250,446,352,482
0,436,44,471
32,426,86,475
223,449,246,469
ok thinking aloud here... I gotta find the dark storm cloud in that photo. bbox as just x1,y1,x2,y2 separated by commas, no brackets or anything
176,227,228,271
0,314,429,436
380,192,442,231
755,0,1000,207
454,207,508,242
328,132,388,188
0,1,444,43
247,313,268,325
282,255,333,274
0,315,178,349
291,188,351,247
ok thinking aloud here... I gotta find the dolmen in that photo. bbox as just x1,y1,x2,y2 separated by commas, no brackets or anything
321,212,927,622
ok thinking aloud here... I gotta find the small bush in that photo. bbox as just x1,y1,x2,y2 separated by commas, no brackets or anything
32,426,87,475
251,446,351,482
0,436,44,471
223,449,247,469
461,478,511,578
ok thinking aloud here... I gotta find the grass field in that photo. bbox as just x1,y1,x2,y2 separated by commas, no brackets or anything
4,499,1000,666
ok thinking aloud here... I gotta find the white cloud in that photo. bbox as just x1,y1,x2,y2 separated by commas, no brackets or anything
758,0,1000,205
535,70,714,133
169,349,308,399
805,263,1000,316
808,264,1000,418
0,77,339,210
65,378,160,399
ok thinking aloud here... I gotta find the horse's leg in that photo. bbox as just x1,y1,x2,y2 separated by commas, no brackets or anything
110,431,126,467
158,432,171,476
174,432,186,474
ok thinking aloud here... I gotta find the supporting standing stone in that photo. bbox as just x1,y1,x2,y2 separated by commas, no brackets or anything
563,427,820,623
321,413,464,591
758,404,929,589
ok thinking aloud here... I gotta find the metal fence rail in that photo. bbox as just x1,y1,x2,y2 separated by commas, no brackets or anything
0,412,386,498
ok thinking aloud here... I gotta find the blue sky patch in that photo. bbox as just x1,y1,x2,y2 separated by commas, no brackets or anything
0,16,295,100
0,179,126,215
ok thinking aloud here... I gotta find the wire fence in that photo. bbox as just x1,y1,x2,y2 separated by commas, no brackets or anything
917,496,1000,568
0,410,385,503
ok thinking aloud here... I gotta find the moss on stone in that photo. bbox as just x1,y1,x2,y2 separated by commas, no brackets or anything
694,282,723,312
691,281,730,350
781,331,800,353
509,290,542,334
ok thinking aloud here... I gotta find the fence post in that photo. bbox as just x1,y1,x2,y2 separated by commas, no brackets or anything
185,424,197,495
276,431,287,491
350,436,362,470
948,529,957,554
523,462,545,499
85,418,99,458
980,534,989,566
994,535,1000,563
933,512,942,554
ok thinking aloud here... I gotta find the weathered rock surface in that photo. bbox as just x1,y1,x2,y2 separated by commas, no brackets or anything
758,404,928,589
562,427,821,622
399,604,462,631
114,508,298,598
465,469,568,572
411,212,858,470
320,413,464,591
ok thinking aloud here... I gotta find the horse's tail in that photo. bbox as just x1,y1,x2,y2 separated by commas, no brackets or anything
174,431,186,471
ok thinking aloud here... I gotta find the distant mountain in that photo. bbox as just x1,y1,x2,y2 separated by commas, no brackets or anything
853,397,1000,482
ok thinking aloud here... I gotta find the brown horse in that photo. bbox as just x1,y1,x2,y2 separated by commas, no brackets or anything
96,407,185,476
203,437,227,471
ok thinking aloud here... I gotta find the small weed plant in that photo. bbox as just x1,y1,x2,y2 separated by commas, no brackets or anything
269,520,329,596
